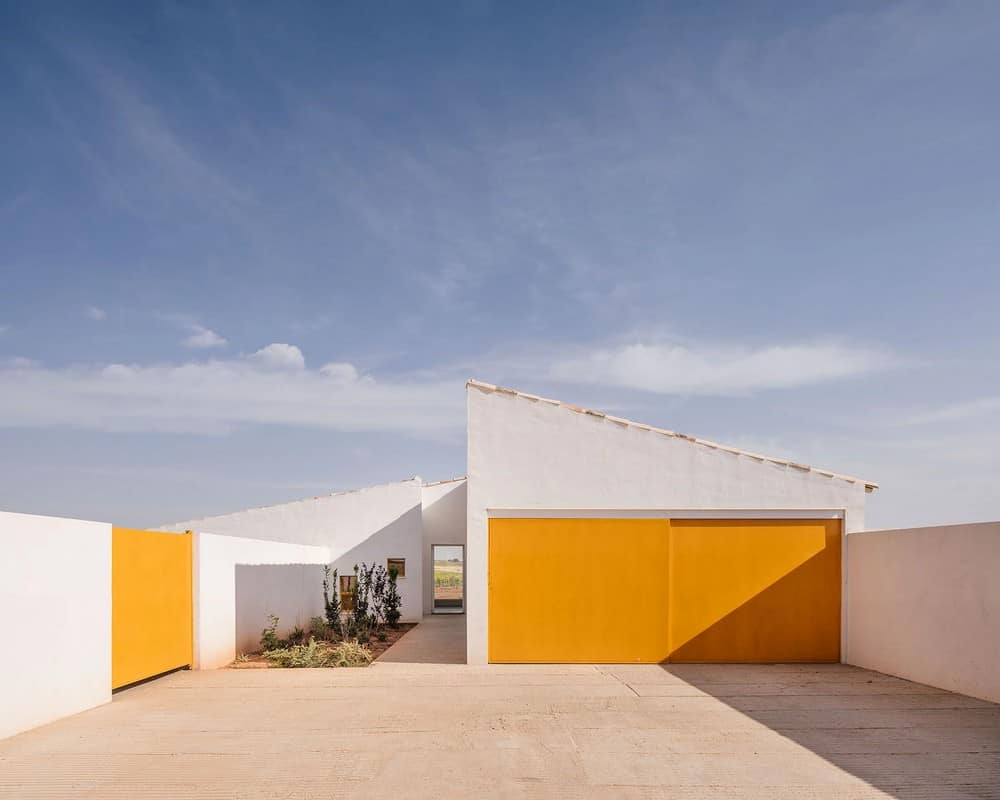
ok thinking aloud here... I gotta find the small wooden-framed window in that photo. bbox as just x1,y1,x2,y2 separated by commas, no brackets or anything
339,574,357,611
386,558,406,578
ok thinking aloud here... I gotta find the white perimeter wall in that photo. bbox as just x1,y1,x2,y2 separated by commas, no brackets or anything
194,532,330,669
466,383,869,665
421,479,467,614
0,511,111,739
846,521,1000,703
235,564,327,656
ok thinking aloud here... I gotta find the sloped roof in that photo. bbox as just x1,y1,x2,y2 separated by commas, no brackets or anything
467,379,878,492
157,477,423,529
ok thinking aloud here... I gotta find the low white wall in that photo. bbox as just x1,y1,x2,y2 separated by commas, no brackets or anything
0,511,111,739
163,479,425,624
846,521,1000,703
466,382,870,664
194,532,330,669
235,564,326,655
421,479,467,614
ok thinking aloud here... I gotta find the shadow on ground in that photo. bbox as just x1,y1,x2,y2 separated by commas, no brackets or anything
655,662,1000,800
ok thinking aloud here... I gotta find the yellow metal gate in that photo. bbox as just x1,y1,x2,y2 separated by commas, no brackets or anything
488,517,840,663
111,528,193,689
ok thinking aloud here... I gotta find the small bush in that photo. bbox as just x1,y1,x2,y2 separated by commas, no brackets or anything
330,640,373,668
353,563,372,639
370,565,388,628
288,625,306,646
309,615,333,641
322,565,342,636
264,637,334,668
260,614,281,651
384,568,402,629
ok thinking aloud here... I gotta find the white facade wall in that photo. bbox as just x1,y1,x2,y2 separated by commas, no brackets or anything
324,497,423,625
465,383,869,665
421,479,467,614
162,479,426,646
846,522,1000,703
0,512,111,739
194,532,330,669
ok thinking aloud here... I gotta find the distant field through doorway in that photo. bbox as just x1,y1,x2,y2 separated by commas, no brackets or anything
433,544,464,614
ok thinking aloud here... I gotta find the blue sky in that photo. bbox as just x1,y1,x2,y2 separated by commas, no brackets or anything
1,1,998,528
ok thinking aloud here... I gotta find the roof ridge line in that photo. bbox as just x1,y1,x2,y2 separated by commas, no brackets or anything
422,476,467,487
158,476,424,526
466,379,878,491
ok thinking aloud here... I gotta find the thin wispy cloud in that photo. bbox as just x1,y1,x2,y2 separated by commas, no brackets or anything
2,357,38,369
0,346,462,436
898,397,1000,426
35,38,252,224
182,324,227,349
319,362,359,383
546,340,896,395
85,306,107,321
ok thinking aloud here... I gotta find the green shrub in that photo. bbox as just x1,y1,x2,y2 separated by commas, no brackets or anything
309,615,333,641
353,563,372,639
288,625,306,646
262,637,374,668
264,637,335,668
260,614,281,651
370,565,388,628
330,640,373,668
384,568,402,629
322,565,342,635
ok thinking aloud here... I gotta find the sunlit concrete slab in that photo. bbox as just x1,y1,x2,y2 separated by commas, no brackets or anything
0,662,997,799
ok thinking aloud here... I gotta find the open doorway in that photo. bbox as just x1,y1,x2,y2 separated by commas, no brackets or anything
432,544,464,614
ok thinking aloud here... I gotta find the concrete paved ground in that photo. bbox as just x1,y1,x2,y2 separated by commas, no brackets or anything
376,611,467,664
1,616,998,799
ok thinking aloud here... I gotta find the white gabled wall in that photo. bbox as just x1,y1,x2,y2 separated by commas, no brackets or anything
0,512,111,739
846,521,1000,703
465,384,869,665
421,479,467,614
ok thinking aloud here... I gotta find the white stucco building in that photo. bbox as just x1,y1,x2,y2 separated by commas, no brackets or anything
3,378,998,741
155,378,883,668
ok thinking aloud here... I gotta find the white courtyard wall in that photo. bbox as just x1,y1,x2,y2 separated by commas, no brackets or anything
194,533,330,669
846,521,1000,703
0,511,111,739
235,564,327,655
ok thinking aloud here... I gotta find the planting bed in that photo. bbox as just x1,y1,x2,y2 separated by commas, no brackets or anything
230,622,418,668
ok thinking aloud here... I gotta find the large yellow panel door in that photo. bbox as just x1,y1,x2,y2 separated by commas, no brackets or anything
488,518,670,663
112,528,193,689
487,517,841,664
667,519,841,663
